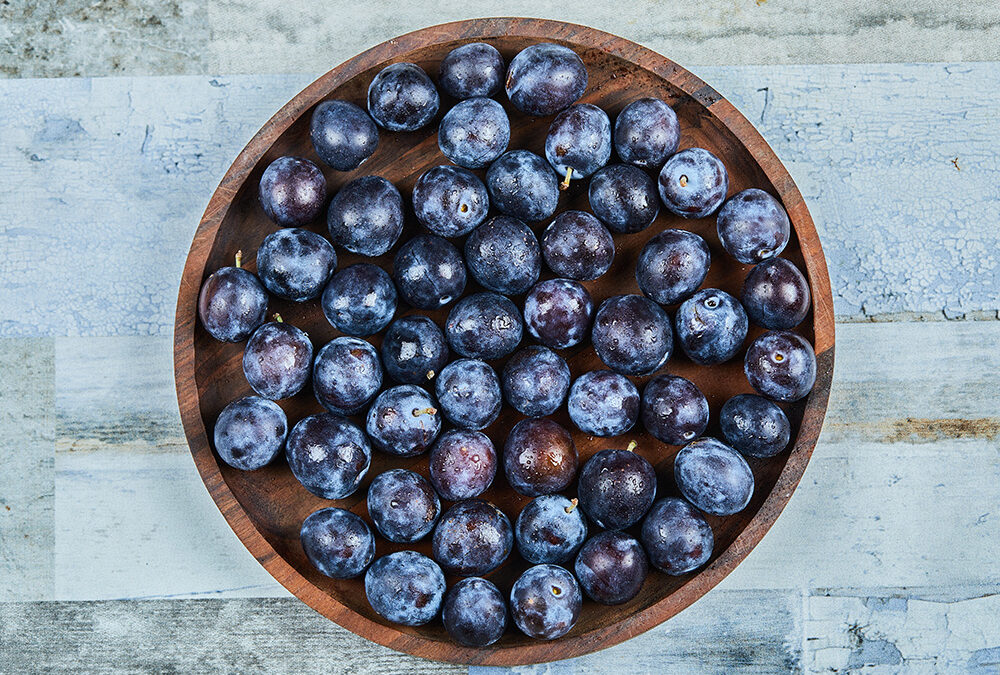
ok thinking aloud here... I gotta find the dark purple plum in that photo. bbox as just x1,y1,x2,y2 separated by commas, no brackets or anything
574,531,648,605
435,358,502,431
504,418,578,497
326,175,404,256
720,393,791,458
380,315,449,385
486,150,559,222
501,346,571,418
674,437,754,516
445,292,523,360
567,370,639,437
674,288,748,365
635,229,711,306
438,97,511,169
442,577,508,647
717,188,790,264
505,43,587,117
258,156,326,227
309,100,378,171
429,429,497,501
321,263,396,337
432,500,513,576
438,42,505,99
197,256,268,343
412,165,489,238
577,443,657,530
242,319,313,399
744,330,817,402
588,164,659,234
367,469,441,543
312,337,382,415
213,396,286,471
515,495,587,565
300,507,375,579
640,497,714,575
256,228,336,302
640,374,709,445
541,210,615,281
464,215,540,295
392,235,466,310
366,62,439,132
613,97,680,169
365,385,441,457
510,564,582,640
658,148,729,219
545,103,611,187
741,257,811,329
286,413,371,499
591,294,673,375
523,279,593,350
365,551,445,626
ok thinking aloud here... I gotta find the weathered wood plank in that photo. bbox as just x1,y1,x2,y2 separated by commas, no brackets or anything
1,65,999,336
0,598,463,674
0,338,55,602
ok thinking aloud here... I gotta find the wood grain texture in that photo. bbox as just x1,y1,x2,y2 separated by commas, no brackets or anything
173,18,832,665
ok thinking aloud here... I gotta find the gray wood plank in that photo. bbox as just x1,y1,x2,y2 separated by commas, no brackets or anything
1,65,999,337
0,338,55,602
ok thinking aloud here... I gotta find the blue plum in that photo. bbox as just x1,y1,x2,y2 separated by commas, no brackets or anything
744,330,817,402
380,315,449,385
501,346,571,418
326,175,404,256
658,148,729,219
588,164,659,234
312,337,382,415
720,393,791,458
674,288,748,365
574,531,648,605
256,228,336,302
640,374,709,445
286,413,371,499
438,42,505,99
674,437,754,516
523,279,593,349
717,188,790,264
432,499,513,576
510,564,582,640
486,150,559,222
366,62,439,132
428,429,497,501
213,396,287,471
741,257,811,329
300,507,375,579
197,257,268,343
367,469,441,543
365,385,441,457
435,358,502,431
635,229,711,306
321,263,397,337
541,210,615,281
515,495,587,565
503,418,578,497
505,43,587,116
445,292,523,360
464,215,540,295
392,235,466,309
412,165,489,238
577,444,657,530
613,97,680,169
567,370,639,437
365,551,446,626
545,103,611,187
242,319,313,399
591,294,673,375
442,577,508,647
640,497,713,575
310,100,378,171
438,97,511,169
258,156,327,227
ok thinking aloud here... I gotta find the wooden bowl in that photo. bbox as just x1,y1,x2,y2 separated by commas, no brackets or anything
173,17,834,666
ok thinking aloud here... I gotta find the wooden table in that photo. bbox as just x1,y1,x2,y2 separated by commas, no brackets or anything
1,64,998,673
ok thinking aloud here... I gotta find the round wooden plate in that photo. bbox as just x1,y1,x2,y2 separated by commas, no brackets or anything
173,17,834,666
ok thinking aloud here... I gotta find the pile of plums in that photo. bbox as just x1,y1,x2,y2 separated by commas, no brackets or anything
199,40,816,647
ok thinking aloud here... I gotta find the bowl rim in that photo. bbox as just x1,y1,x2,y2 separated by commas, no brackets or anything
173,16,835,666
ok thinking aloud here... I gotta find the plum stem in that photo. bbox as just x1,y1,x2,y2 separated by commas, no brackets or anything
564,498,579,514
626,440,638,453
425,370,435,380
412,407,437,417
559,166,574,191
273,313,283,323
234,250,243,268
